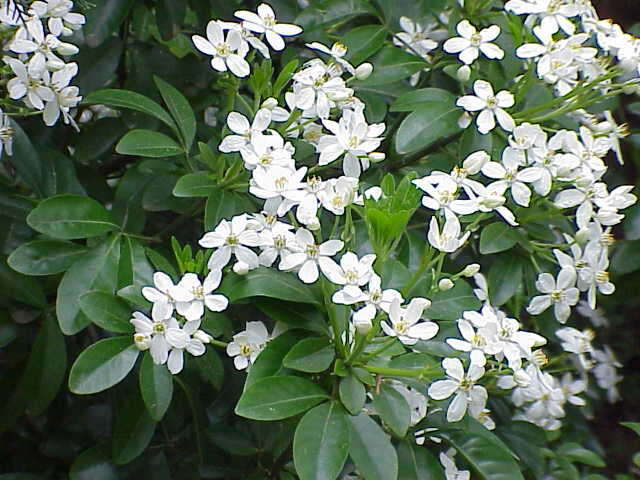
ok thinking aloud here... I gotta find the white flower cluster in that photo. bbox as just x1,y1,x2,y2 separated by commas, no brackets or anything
1,0,84,128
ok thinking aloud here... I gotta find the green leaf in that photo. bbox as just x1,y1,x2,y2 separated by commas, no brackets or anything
154,76,196,151
220,268,322,305
83,89,176,131
397,440,446,480
204,187,256,230
69,445,118,480
621,422,640,436
442,428,525,480
391,88,456,112
257,300,329,335
27,194,119,240
293,402,350,480
459,127,493,158
8,239,87,276
0,257,47,308
487,254,524,306
372,384,411,437
343,25,386,65
235,376,329,421
68,336,139,395
57,235,121,335
428,280,481,321
8,119,45,197
83,0,133,47
112,390,157,465
283,337,335,373
479,222,520,254
339,374,366,415
245,330,306,389
173,172,217,197
139,353,173,421
79,291,133,333
116,129,183,158
24,315,67,416
355,46,424,87
194,348,224,390
496,422,546,478
557,443,605,468
348,413,398,480
395,102,462,155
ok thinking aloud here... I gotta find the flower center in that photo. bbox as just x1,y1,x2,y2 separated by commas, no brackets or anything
192,286,204,299
262,15,276,28
550,290,564,302
215,42,232,56
470,33,482,47
347,135,360,148
395,321,408,334
226,235,239,246
459,377,473,390
275,176,288,190
265,215,277,226
306,243,319,258
595,271,609,284
240,344,252,356
472,333,487,347
370,289,382,303
152,322,166,334
345,269,359,284
486,96,498,109
274,235,286,249
0,125,14,139
601,232,615,246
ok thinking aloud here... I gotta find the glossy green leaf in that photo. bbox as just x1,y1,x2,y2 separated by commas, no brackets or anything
139,353,173,421
459,127,493,158
283,337,335,373
69,445,118,480
68,336,139,395
57,235,121,335
395,102,462,155
557,443,605,467
8,119,45,197
479,222,520,254
348,413,398,480
427,281,481,321
293,402,350,480
27,195,119,240
194,348,224,390
235,376,329,421
83,0,133,47
442,428,525,480
154,76,196,151
397,440,446,480
220,268,322,305
173,172,217,197
0,257,47,308
339,374,366,415
24,315,67,416
116,129,183,158
391,88,456,112
79,291,133,333
356,46,424,87
112,390,157,464
372,384,411,437
204,187,256,230
83,89,176,130
245,329,306,389
622,422,640,436
8,240,87,276
343,25,386,65
487,254,524,306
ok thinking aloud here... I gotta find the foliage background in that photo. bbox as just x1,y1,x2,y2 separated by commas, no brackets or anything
0,0,639,478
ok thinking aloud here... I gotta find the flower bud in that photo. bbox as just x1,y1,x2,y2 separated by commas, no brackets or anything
352,309,373,335
438,278,454,291
56,42,79,56
193,330,213,344
575,228,590,244
46,58,66,71
457,65,471,82
134,333,151,351
462,151,489,175
462,263,480,277
364,186,383,201
261,97,279,110
332,42,348,57
233,261,250,275
355,62,373,80
305,217,321,231
514,368,532,387
368,152,385,163
458,112,472,129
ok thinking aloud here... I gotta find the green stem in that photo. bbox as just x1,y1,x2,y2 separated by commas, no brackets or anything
401,247,435,296
209,339,228,349
359,364,441,379
358,337,398,363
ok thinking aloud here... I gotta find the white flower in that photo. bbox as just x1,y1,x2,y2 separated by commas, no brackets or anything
389,380,428,425
592,346,622,403
526,267,580,323
130,311,179,366
427,211,470,253
505,0,580,35
192,20,250,77
457,80,515,134
318,176,359,215
164,319,207,374
226,321,270,370
556,326,595,369
30,0,85,36
380,298,437,346
412,175,477,217
317,108,385,178
219,109,272,153
173,271,229,321
278,228,344,283
335,273,403,325
4,56,54,110
393,16,441,58
142,272,191,320
292,61,353,119
249,165,307,204
444,20,504,65
440,449,471,480
257,223,298,267
481,147,542,207
199,215,261,270
324,252,376,299
234,3,302,51
428,358,487,423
